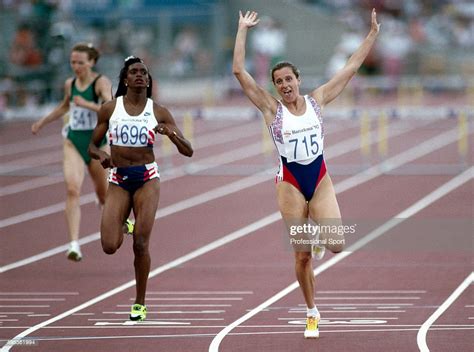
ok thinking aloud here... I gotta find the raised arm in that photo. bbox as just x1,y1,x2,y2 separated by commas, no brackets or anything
31,79,72,134
153,104,193,157
311,9,380,108
232,10,277,120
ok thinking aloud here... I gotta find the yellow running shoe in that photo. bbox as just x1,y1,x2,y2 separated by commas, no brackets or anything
129,304,147,321
304,315,320,338
124,218,135,236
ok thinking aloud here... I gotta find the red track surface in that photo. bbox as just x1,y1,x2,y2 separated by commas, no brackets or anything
0,108,472,352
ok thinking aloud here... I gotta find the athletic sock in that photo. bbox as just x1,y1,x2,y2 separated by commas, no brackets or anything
307,306,319,317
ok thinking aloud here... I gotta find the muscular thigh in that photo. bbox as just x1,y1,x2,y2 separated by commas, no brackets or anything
63,139,85,188
101,184,132,239
276,181,308,225
132,179,160,238
308,173,341,222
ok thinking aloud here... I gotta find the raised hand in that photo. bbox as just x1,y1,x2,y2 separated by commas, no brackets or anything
238,10,260,29
370,8,381,35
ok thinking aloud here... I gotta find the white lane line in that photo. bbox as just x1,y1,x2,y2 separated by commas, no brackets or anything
296,303,413,306
0,142,264,227
106,310,226,314
0,306,49,308
278,317,399,320
0,292,78,295
0,175,63,197
26,315,50,317
317,290,426,294
0,134,60,157
148,291,254,295
117,304,232,308
0,129,464,348
87,318,225,321
0,152,62,174
0,213,281,350
0,121,386,271
0,172,269,273
417,272,474,352
143,298,242,301
0,124,455,272
0,118,404,223
209,166,474,352
319,310,407,313
0,299,64,302
311,297,420,300
0,121,262,195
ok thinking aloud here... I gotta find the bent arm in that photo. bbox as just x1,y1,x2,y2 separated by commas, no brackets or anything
154,105,193,157
74,75,113,113
88,101,114,168
312,9,380,107
232,11,276,121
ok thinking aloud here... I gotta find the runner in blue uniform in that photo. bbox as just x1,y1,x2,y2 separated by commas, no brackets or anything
88,56,193,321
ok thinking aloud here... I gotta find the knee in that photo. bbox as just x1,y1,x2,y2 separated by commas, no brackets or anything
329,244,344,253
133,237,149,257
101,237,120,255
295,252,312,267
66,184,81,198
102,243,118,255
96,193,106,205
325,234,345,253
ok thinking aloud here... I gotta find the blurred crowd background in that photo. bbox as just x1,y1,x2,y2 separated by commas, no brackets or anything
0,0,473,118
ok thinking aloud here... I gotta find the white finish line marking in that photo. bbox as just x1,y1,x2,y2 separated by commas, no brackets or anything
209,166,473,351
0,130,466,350
417,272,474,352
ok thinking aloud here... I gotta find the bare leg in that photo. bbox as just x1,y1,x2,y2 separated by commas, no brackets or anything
100,184,132,254
131,179,160,305
87,158,108,206
309,173,344,253
276,181,315,309
63,140,85,242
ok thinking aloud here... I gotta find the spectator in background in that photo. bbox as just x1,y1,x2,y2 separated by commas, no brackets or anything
10,24,43,67
251,16,287,88
170,27,199,76
377,14,412,78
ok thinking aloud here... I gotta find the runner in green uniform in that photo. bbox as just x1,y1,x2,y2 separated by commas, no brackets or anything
32,43,116,261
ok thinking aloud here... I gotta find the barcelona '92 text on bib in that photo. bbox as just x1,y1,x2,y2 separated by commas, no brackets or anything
283,123,323,162
70,104,98,131
108,97,157,148
109,117,154,147
269,95,325,164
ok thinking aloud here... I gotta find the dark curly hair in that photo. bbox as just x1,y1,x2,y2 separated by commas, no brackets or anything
115,56,153,98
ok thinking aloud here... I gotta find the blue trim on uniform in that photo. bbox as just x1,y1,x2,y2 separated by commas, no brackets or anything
109,163,159,194
281,154,326,201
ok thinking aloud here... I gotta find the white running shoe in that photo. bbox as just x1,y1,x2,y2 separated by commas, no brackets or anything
311,244,326,260
67,242,82,262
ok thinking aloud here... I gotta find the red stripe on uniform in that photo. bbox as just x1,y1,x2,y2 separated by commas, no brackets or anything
315,159,327,189
281,164,302,193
